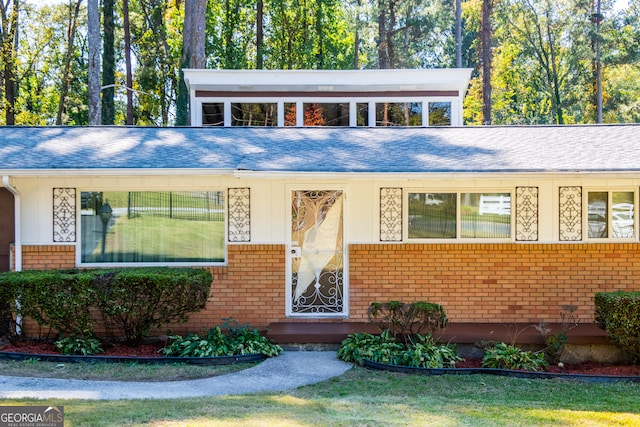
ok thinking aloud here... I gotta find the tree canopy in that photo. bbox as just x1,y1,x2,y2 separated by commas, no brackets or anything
0,0,638,126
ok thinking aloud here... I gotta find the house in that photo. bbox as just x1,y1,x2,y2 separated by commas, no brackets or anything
0,69,638,352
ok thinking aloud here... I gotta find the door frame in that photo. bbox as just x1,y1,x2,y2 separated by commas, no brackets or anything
285,185,349,318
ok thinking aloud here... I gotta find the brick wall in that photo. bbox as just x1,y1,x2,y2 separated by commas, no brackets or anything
178,244,287,332
349,243,640,324
21,245,75,270
16,242,640,333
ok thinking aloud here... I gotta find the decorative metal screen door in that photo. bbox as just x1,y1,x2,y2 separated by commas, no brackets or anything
288,190,346,316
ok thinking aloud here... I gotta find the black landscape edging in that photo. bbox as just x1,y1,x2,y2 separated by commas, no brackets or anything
363,359,640,383
0,351,266,365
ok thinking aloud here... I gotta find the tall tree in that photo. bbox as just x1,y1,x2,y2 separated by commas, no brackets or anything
480,0,494,124
256,0,264,68
1,0,19,125
176,0,206,125
123,0,134,125
56,0,83,125
101,0,115,124
87,0,100,125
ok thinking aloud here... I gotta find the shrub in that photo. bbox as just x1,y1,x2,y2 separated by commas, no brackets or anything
481,343,548,371
367,300,448,341
54,335,103,356
0,273,22,342
160,326,282,358
94,268,212,345
0,268,212,346
0,270,96,339
338,330,461,368
595,291,640,361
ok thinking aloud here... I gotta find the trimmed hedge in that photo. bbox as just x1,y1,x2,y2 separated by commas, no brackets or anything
0,268,212,345
595,291,640,362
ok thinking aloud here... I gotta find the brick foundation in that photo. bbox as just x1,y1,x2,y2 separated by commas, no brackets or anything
14,242,640,334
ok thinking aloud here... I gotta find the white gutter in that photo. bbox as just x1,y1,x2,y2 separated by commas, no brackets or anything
2,176,22,335
2,176,21,272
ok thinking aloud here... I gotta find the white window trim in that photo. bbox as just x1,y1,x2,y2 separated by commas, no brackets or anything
404,189,515,243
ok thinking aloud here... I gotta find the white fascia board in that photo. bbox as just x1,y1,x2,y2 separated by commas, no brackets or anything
0,168,238,177
231,170,640,181
184,68,473,94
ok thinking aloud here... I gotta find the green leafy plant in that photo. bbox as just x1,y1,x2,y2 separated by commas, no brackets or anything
160,326,282,358
54,335,104,356
482,342,548,371
536,305,579,363
338,330,404,365
595,291,640,362
399,334,462,368
93,268,212,345
338,330,461,368
367,300,448,342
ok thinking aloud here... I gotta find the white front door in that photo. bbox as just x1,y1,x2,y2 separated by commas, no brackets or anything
287,189,346,316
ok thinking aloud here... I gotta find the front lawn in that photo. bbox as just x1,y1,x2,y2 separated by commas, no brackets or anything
3,368,639,426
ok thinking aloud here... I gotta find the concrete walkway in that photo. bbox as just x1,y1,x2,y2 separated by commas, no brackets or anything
0,351,352,401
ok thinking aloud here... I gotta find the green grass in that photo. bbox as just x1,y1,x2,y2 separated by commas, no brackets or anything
0,359,252,382
2,368,639,426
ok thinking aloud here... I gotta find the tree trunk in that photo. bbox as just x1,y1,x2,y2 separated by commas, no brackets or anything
176,0,206,126
101,0,115,125
87,0,101,125
456,0,462,68
256,0,264,69
354,0,361,69
480,0,493,125
1,0,19,125
56,0,82,126
123,0,134,125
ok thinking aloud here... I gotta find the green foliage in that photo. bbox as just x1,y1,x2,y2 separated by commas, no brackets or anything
0,270,96,339
399,334,462,369
0,268,212,346
338,330,461,368
160,326,282,358
367,301,448,342
93,268,212,346
54,335,104,356
0,272,21,342
594,291,640,362
481,343,548,371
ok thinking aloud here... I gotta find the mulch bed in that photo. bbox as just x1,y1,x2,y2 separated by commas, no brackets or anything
1,340,166,357
456,357,640,376
3,340,640,377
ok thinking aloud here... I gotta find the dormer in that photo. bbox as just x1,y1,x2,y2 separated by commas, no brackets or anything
183,69,472,127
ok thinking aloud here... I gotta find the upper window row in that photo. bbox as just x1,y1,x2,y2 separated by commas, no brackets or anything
202,101,452,127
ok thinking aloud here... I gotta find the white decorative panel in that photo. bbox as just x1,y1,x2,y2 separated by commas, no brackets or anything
516,187,538,241
53,188,76,242
380,188,403,241
228,188,251,242
559,186,582,241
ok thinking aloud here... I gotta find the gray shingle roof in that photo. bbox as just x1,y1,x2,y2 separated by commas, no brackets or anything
0,125,638,174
